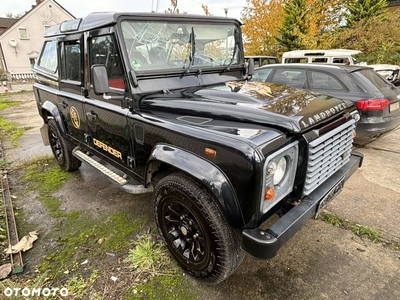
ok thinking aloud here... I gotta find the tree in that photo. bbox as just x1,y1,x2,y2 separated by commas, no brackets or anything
5,12,23,18
201,4,212,16
276,0,309,51
241,0,286,56
276,0,345,51
345,0,388,27
165,0,182,14
331,10,400,64
241,0,344,56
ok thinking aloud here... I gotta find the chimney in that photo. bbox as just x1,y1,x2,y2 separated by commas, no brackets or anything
36,0,42,5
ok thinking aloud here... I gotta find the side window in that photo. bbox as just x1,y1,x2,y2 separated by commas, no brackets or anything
252,69,273,82
89,34,125,90
272,69,306,88
333,57,350,64
260,58,269,66
61,41,81,82
37,40,58,73
285,58,308,63
311,58,328,63
310,71,343,90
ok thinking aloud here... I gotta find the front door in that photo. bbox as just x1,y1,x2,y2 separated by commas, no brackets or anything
84,30,133,174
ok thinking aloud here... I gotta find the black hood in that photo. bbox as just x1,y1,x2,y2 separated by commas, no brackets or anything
140,81,354,133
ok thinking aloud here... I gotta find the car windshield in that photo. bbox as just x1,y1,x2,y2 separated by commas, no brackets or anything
120,20,241,72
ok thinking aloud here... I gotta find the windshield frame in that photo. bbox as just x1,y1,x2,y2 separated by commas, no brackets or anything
117,17,243,74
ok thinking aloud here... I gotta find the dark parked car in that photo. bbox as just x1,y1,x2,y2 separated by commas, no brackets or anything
252,64,400,144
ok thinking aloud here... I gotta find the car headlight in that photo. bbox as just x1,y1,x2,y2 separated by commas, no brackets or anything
261,141,298,214
273,157,287,185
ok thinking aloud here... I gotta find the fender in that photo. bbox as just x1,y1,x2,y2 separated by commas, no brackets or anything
41,101,67,138
146,143,245,227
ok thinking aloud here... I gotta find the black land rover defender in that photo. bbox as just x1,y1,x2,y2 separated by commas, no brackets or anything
33,13,363,284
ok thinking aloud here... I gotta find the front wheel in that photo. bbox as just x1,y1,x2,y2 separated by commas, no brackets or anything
48,119,81,172
154,172,244,285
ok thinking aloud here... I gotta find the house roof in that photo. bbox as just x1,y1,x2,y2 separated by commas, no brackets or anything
0,17,19,31
0,0,75,39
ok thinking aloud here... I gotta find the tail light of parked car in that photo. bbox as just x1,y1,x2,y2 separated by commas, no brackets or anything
356,99,390,111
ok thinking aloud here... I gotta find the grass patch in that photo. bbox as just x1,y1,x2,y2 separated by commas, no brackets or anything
65,270,100,299
0,99,20,111
125,274,197,300
0,159,11,169
39,212,146,278
0,117,24,147
319,211,381,242
22,157,72,217
125,234,169,274
0,99,24,146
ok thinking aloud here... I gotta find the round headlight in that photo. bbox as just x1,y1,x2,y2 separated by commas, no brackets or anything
273,157,287,185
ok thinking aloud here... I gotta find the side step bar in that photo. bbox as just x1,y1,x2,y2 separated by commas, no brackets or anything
72,148,153,194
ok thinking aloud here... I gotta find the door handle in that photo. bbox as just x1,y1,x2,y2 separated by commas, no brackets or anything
86,111,97,121
58,101,68,109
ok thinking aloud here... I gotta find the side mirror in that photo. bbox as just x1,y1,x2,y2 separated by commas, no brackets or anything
91,64,110,95
247,58,254,76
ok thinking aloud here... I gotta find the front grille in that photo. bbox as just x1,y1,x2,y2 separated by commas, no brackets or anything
303,119,356,195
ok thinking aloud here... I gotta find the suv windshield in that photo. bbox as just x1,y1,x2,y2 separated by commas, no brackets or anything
120,20,240,72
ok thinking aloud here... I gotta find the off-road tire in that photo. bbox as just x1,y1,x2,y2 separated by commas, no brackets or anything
154,172,244,285
48,119,81,172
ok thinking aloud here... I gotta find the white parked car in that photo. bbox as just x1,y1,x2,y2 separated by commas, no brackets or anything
282,49,400,85
368,64,400,86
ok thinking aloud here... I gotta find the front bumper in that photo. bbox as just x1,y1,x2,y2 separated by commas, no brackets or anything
241,152,363,260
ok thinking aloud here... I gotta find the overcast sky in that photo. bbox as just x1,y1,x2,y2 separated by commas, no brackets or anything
0,0,246,21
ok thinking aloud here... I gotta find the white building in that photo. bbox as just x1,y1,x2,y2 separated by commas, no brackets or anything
0,0,74,81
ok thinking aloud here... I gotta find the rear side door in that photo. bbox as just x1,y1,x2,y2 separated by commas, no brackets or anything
306,69,367,102
58,34,87,145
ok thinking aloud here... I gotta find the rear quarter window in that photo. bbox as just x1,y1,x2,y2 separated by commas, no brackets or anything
309,71,344,90
353,69,392,93
37,40,58,73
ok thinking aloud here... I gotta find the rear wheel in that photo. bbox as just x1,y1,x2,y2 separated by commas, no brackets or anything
48,119,81,172
154,172,244,285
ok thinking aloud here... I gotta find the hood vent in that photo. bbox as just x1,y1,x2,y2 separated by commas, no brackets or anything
177,116,213,125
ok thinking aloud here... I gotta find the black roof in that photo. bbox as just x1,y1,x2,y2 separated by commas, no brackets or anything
45,12,241,37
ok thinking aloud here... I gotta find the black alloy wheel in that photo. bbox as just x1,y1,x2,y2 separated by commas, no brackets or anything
48,119,81,172
154,172,244,285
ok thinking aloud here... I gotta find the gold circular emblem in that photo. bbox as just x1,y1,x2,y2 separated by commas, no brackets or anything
70,106,80,129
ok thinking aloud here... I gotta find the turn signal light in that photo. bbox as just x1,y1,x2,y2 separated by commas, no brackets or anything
265,187,275,201
205,148,217,157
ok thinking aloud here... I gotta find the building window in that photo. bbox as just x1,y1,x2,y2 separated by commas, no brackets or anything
29,58,37,70
44,25,52,33
18,28,29,39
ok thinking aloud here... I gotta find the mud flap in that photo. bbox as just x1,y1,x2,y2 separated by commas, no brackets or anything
40,124,49,146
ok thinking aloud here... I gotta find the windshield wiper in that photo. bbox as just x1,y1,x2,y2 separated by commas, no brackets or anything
181,27,196,77
221,29,239,73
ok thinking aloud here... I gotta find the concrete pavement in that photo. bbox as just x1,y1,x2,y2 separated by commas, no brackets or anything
329,128,400,243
